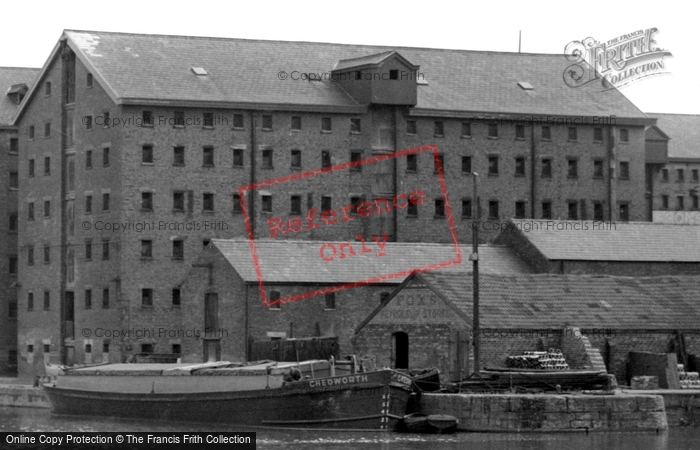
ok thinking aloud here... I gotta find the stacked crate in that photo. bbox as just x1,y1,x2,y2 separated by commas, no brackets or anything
678,364,700,389
505,349,570,370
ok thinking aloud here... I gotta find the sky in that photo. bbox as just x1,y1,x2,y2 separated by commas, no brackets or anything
2,0,697,115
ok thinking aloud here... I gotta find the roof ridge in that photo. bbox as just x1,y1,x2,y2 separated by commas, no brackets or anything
646,112,700,117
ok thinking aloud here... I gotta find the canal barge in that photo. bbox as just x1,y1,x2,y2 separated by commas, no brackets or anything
43,360,414,431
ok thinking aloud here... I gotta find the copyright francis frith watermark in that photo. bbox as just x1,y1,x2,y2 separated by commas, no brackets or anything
563,27,672,90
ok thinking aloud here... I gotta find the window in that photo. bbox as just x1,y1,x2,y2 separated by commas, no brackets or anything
9,213,17,232
43,245,50,264
102,288,109,308
87,73,93,87
203,112,214,128
677,196,685,211
321,150,331,169
27,246,34,266
262,115,273,130
262,195,272,213
85,290,92,309
102,193,110,212
85,344,92,354
27,158,35,177
172,344,181,354
389,69,399,80
406,154,417,172
290,195,302,216
619,161,630,180
8,302,17,319
488,201,499,219
27,292,34,311
406,120,417,135
10,138,18,153
462,199,472,218
325,293,336,309
103,342,109,353
27,345,34,353
434,154,444,173
661,195,669,209
350,196,363,214
515,201,526,218
173,146,185,166
28,202,34,221
233,114,244,129
321,117,332,132
515,125,525,139
85,240,92,260
9,171,18,189
141,192,153,211
44,156,51,175
593,159,604,178
44,122,51,138
460,156,472,174
45,82,51,96
203,146,214,166
172,289,181,306
203,193,215,212
568,159,578,178
542,201,552,219
541,158,552,178
677,168,685,182
350,118,361,133
43,200,51,218
85,150,92,169
103,112,110,127
515,157,525,176
350,151,362,171
291,116,301,131
203,239,211,248
407,201,418,217
434,121,444,137
232,193,242,214
9,256,17,275
291,150,301,169
85,116,92,130
173,111,184,127
103,147,110,166
488,156,499,176
691,169,699,182
141,344,154,354
142,145,154,164
568,201,578,220
434,199,445,218
43,291,50,310
594,127,603,142
28,125,35,140
269,291,281,309
541,126,551,140
172,240,184,260
321,196,332,212
692,195,699,210
102,239,110,260
141,240,153,259
568,127,577,141
355,70,362,80
461,122,471,137
619,128,629,143
171,191,184,212
233,148,244,167
85,194,92,214
619,203,629,221
488,123,498,138
593,202,604,221
262,149,273,169
142,289,153,307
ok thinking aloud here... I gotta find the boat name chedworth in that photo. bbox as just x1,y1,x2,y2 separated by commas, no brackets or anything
309,375,369,388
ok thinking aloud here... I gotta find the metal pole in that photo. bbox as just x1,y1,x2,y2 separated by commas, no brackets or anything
471,173,480,376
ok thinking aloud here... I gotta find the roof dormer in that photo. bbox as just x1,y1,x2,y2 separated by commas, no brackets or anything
6,83,28,105
331,51,419,106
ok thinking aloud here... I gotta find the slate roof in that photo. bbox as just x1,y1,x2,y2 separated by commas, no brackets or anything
16,30,651,122
0,67,40,125
206,239,532,284
648,113,700,160
501,219,700,262
419,271,700,330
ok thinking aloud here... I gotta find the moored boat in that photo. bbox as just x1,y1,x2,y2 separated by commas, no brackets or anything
400,413,458,434
43,359,414,431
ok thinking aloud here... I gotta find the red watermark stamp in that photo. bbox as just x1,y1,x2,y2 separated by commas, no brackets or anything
239,144,460,307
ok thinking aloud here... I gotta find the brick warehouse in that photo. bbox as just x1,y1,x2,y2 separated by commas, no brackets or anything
0,67,41,375
11,29,656,378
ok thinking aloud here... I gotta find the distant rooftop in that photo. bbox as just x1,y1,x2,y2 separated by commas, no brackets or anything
0,67,40,125
647,113,700,160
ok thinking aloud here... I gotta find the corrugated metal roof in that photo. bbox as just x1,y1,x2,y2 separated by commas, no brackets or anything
50,30,649,119
0,67,40,125
420,271,700,330
648,113,700,160
502,219,700,262
209,239,532,283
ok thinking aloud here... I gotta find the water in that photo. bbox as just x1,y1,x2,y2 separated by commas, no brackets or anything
2,406,699,449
